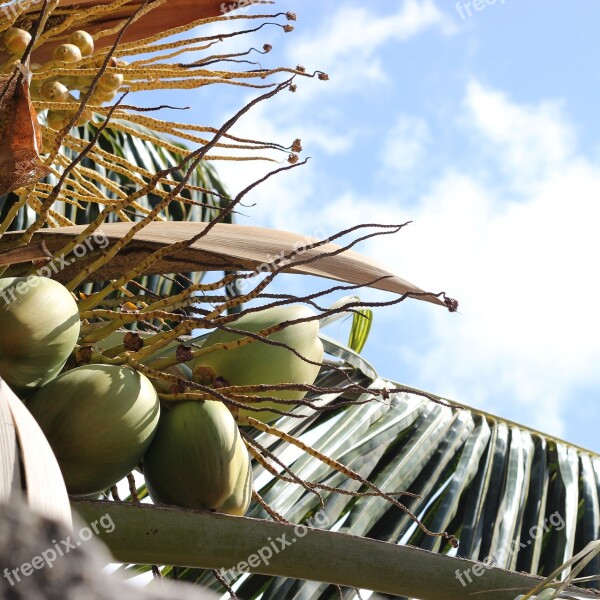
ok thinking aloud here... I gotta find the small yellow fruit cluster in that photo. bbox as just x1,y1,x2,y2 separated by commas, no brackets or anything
1,27,124,132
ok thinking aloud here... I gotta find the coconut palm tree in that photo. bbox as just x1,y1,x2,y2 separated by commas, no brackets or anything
1,2,599,600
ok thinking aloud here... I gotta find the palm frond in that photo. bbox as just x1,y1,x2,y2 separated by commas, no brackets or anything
138,335,599,599
74,498,597,600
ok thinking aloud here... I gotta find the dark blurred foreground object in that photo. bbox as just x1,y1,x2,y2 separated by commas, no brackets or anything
0,500,218,600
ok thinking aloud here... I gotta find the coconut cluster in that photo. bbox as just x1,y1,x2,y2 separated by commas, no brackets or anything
1,27,124,133
0,277,323,516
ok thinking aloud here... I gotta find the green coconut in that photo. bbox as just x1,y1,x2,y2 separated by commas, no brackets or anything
219,459,253,517
27,364,160,495
0,277,80,391
143,400,252,515
192,305,323,422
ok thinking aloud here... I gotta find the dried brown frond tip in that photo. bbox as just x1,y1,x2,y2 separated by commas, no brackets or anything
288,153,299,164
283,24,294,33
263,43,272,52
289,84,297,92
76,345,93,364
169,382,188,395
124,332,144,351
291,138,302,153
193,366,215,386
286,12,297,21
176,345,194,362
318,72,330,81
296,65,306,72
444,296,459,312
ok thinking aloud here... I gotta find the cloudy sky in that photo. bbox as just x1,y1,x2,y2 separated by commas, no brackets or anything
158,1,600,452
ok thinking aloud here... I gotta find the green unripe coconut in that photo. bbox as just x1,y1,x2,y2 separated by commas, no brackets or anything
53,43,82,64
143,401,252,515
27,365,160,495
0,277,79,391
219,460,253,517
3,27,31,56
40,80,70,102
68,30,94,56
192,305,323,422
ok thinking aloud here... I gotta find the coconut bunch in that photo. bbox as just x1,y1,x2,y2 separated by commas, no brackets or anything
0,212,456,533
70,269,455,548
0,262,449,531
0,272,326,518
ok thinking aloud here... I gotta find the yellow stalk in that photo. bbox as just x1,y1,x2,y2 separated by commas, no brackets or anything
34,0,131,47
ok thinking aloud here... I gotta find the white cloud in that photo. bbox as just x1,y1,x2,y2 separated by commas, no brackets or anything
287,0,454,93
179,5,599,441
381,114,432,173
393,160,600,436
464,80,576,185
266,79,600,439
201,2,454,232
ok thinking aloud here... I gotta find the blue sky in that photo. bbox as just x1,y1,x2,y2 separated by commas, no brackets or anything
152,1,600,452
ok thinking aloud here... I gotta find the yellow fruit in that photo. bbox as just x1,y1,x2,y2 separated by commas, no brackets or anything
97,72,123,93
94,56,118,68
192,305,323,422
68,30,94,56
3,27,31,56
0,277,79,391
27,365,160,495
143,401,252,515
40,80,70,102
74,107,92,126
53,43,82,64
88,89,116,104
46,110,71,131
